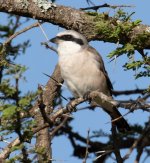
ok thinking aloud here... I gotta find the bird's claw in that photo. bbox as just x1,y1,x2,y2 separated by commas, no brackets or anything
83,91,92,103
66,101,76,112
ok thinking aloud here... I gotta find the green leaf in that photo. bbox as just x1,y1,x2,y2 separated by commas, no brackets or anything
0,80,16,97
132,19,142,26
108,43,135,59
2,105,17,119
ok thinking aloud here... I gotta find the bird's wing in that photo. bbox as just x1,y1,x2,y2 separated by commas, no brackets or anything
87,46,113,92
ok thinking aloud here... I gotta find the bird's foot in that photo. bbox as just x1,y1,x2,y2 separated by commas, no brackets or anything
83,91,92,103
66,100,77,112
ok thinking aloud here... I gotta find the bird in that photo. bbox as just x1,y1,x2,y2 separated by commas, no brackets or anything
50,30,130,132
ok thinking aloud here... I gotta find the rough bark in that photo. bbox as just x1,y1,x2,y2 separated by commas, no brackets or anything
33,65,63,162
0,0,150,49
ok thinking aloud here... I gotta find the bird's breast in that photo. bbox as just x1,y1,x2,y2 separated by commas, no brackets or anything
58,51,108,97
59,51,92,77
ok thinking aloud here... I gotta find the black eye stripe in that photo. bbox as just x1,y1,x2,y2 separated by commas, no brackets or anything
57,35,84,45
58,35,73,40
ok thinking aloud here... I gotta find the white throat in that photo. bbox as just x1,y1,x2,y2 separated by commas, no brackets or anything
57,41,82,56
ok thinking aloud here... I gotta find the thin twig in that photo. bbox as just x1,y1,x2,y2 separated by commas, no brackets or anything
111,124,123,163
37,21,58,54
50,115,69,139
43,73,64,87
80,3,134,11
43,73,68,101
94,150,113,161
3,22,39,46
37,21,58,53
83,129,90,163
123,121,150,161
105,109,131,125
112,88,146,96
37,21,49,41
41,41,57,53
123,137,140,160
86,0,95,6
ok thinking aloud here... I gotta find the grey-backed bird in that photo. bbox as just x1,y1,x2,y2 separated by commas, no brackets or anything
50,30,130,132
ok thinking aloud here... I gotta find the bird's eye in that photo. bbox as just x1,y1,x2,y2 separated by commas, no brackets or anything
66,35,71,39
59,35,73,41
65,35,72,40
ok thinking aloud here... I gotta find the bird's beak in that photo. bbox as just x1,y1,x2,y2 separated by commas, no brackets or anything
49,37,58,44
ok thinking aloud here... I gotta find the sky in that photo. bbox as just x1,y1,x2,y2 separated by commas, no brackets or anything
1,0,150,162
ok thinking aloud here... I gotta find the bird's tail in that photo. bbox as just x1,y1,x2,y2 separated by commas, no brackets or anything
105,107,130,132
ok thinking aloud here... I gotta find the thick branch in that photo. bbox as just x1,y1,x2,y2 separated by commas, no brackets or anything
0,0,150,49
89,91,150,112
34,64,63,162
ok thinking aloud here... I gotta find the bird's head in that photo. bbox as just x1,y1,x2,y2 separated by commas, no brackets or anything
50,30,88,46
50,30,88,54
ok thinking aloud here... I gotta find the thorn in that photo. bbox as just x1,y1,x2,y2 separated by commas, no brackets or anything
43,73,68,101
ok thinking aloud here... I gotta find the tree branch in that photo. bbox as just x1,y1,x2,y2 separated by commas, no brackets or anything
0,89,149,160
112,88,146,96
0,138,20,160
123,119,150,161
83,129,90,163
111,124,123,163
80,3,134,11
0,0,150,49
3,22,39,46
34,64,63,162
61,124,150,161
50,115,69,139
89,91,150,112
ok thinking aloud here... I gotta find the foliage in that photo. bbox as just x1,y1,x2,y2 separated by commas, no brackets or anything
0,15,37,162
104,9,150,80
